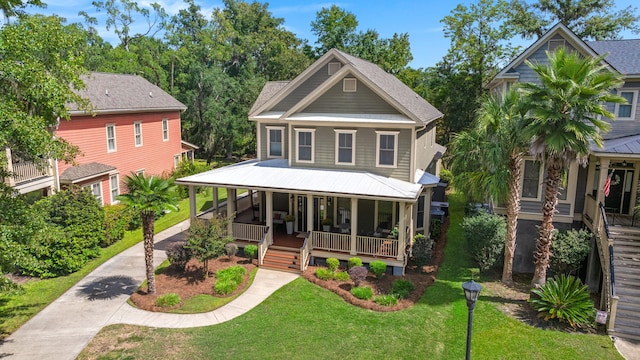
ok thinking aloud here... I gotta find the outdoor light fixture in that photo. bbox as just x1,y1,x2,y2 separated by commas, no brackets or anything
462,280,482,360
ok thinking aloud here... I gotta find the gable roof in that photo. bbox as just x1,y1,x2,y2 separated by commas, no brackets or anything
249,49,442,126
59,162,116,184
587,39,640,75
69,72,186,115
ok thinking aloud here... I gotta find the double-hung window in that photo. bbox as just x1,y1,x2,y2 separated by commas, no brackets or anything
521,160,542,199
134,121,142,147
266,126,284,158
109,174,119,204
376,131,399,168
106,124,116,152
84,182,103,205
295,128,315,163
616,90,638,120
162,119,169,141
335,130,356,165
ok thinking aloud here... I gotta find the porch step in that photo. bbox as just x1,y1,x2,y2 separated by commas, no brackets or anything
609,229,640,343
261,248,301,274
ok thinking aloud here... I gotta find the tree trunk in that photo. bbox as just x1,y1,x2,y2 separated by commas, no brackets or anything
142,211,156,294
531,158,562,287
502,153,523,286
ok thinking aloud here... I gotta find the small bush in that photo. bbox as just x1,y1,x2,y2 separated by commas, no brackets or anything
166,242,192,271
369,260,387,279
412,233,434,268
315,268,335,280
348,266,368,286
374,294,398,306
430,219,442,238
462,212,506,271
244,245,258,262
155,293,181,307
214,279,238,295
214,265,247,295
103,204,132,247
326,257,340,272
391,279,415,299
348,257,362,269
351,286,373,300
439,169,453,184
550,229,591,275
225,243,238,260
529,274,595,328
334,271,350,281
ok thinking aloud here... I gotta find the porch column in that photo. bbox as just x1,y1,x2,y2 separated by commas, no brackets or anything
585,155,596,200
350,197,358,255
227,188,236,235
213,187,219,214
397,202,406,261
392,202,397,228
595,158,610,231
265,191,273,243
374,201,379,228
188,185,196,224
307,194,314,233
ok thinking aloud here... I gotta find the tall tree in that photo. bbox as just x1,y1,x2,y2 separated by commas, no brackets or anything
310,5,358,55
450,88,529,286
0,0,43,23
520,48,624,286
509,0,640,40
117,174,178,294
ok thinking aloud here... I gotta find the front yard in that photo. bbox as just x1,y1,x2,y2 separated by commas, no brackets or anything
78,193,622,359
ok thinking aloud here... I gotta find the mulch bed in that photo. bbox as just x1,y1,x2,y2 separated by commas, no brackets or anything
130,257,256,312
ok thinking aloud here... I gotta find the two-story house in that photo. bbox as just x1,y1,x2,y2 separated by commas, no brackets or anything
177,49,444,275
5,72,190,205
488,23,640,341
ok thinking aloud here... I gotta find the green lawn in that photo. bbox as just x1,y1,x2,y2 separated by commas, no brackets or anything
78,193,622,360
0,189,222,339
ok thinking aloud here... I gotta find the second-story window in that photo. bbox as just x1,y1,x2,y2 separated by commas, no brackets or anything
134,121,143,147
335,129,356,165
616,90,637,119
376,131,399,168
522,159,542,199
296,128,315,163
162,119,169,141
266,126,284,158
106,124,116,152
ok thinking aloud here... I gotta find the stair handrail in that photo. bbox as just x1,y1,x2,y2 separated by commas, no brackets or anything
258,226,270,266
299,232,312,272
598,202,616,298
598,202,619,333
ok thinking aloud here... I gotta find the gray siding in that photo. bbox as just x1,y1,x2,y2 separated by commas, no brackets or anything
605,82,640,139
259,123,289,160
416,124,435,171
513,219,573,273
514,34,577,84
303,77,400,114
271,60,342,112
521,200,571,215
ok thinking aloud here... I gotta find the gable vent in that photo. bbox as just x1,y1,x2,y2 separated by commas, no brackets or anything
328,62,341,75
343,78,357,92
548,39,566,51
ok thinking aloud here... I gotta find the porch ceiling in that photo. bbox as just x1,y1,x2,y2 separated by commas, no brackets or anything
176,159,424,201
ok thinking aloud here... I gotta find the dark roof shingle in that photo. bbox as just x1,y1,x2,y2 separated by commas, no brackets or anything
59,162,116,183
587,39,640,74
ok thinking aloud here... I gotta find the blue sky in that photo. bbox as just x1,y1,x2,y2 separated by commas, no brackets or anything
37,0,640,69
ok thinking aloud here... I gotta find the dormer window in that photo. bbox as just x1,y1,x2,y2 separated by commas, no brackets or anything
328,62,341,75
343,78,357,92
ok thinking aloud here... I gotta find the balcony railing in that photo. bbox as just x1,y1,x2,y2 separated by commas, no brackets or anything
7,159,51,185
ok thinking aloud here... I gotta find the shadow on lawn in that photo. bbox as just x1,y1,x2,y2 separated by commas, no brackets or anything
76,276,138,301
0,297,44,340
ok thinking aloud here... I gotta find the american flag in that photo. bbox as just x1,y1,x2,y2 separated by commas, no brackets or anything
603,171,613,197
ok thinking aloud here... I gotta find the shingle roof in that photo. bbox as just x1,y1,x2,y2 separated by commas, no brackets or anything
587,39,640,75
59,162,116,183
249,81,290,114
69,72,186,115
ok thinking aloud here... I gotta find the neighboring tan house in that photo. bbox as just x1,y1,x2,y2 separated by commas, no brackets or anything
488,23,640,341
177,49,445,275
4,72,190,204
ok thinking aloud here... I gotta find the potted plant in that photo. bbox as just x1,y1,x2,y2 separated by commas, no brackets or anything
284,214,295,234
322,217,332,232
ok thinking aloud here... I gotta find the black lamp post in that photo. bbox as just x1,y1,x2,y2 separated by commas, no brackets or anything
462,280,482,360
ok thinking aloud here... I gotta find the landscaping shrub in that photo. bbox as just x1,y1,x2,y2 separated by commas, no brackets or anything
214,265,246,295
225,243,238,260
214,279,237,295
315,268,335,280
438,168,453,184
550,229,591,275
351,286,373,300
462,212,506,271
412,233,434,268
326,257,340,272
391,279,415,299
244,245,258,262
166,242,192,271
103,204,132,247
348,257,362,269
348,266,368,286
186,216,233,279
171,161,212,199
155,293,181,307
374,294,398,306
334,271,350,281
529,274,595,328
430,220,442,239
369,260,387,279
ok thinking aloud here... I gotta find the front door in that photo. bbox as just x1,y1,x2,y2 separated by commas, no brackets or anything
604,168,635,214
297,195,308,232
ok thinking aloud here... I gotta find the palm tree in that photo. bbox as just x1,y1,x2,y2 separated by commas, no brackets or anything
117,173,178,294
520,47,624,287
450,88,529,286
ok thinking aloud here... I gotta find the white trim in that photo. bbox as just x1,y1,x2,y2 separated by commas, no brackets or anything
294,128,316,164
328,62,341,75
375,130,399,168
136,169,145,176
134,121,143,147
547,39,566,51
109,173,119,204
162,118,169,141
343,78,357,92
615,89,638,120
334,129,357,165
106,123,117,152
265,126,285,158
520,158,543,201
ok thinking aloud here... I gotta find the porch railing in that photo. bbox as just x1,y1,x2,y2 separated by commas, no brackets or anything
257,226,270,266
6,159,51,185
356,236,399,258
232,223,268,242
300,233,312,272
311,231,350,252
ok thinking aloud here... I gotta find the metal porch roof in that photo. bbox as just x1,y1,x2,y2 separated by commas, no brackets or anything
176,159,424,201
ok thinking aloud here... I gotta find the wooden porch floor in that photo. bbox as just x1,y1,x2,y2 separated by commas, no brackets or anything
605,213,639,228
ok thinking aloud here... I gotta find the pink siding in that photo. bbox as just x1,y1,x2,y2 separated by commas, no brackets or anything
57,111,183,204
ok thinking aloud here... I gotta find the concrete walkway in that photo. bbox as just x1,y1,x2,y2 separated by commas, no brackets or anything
0,220,298,360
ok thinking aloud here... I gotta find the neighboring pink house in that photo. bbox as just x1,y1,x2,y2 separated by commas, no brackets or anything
55,72,188,205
